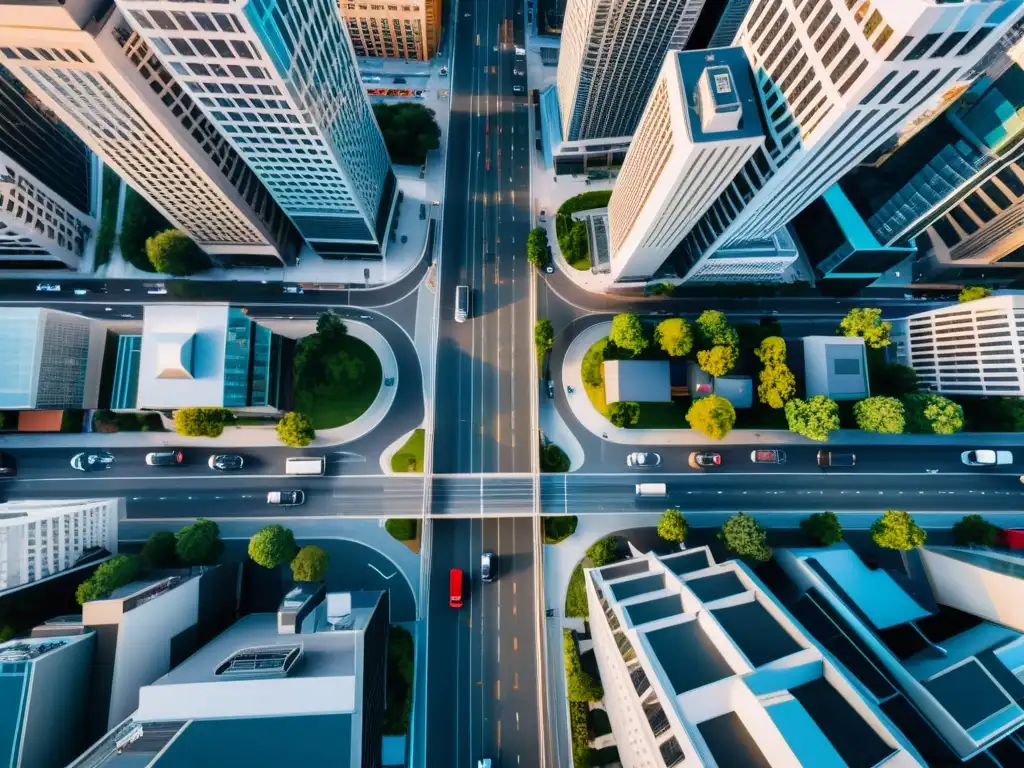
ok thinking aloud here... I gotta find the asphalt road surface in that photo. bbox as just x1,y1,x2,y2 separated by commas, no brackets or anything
432,0,532,475
425,517,541,768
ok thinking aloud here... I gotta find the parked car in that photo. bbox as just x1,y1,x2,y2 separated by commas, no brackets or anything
267,490,305,506
208,454,244,471
627,452,661,468
282,285,304,295
817,451,856,468
688,451,721,469
512,85,524,93
481,552,495,582
962,449,1013,466
751,449,787,464
35,283,60,292
71,451,114,472
146,450,184,467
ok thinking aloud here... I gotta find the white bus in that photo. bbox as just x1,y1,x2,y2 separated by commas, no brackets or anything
285,457,325,476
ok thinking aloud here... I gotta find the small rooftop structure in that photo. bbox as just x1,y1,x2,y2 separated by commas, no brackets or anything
603,359,671,404
677,48,763,144
802,336,870,401
684,363,752,408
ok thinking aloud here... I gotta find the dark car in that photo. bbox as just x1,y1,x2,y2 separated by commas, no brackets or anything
546,380,555,399
146,450,184,467
71,451,114,472
208,454,244,471
481,552,495,582
689,451,721,469
0,452,16,477
817,451,856,468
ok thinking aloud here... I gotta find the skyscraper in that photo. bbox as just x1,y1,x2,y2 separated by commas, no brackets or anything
340,0,442,60
119,0,397,259
673,0,1024,283
0,0,299,266
557,0,707,141
708,0,753,48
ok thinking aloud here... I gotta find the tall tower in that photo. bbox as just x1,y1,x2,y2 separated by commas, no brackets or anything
119,0,397,259
0,0,299,266
675,0,1024,283
557,0,707,141
339,0,441,60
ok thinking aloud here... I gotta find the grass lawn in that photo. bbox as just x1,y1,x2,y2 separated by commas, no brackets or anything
293,336,383,429
567,252,591,271
565,562,590,619
633,400,690,428
391,428,425,472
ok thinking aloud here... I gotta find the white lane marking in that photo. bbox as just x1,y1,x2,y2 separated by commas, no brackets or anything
367,563,397,580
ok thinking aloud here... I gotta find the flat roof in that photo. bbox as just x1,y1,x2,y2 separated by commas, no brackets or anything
603,360,671,403
713,376,752,408
698,712,771,768
610,573,665,601
685,571,746,603
802,337,870,400
0,307,42,408
922,660,1012,730
676,47,763,144
712,600,801,667
625,594,684,627
646,620,733,693
661,549,713,576
600,559,650,581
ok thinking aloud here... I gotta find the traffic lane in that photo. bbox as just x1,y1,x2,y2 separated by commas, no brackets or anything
479,519,500,766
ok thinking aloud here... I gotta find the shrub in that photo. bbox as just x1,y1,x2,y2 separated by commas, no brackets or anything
839,307,892,348
801,511,843,546
557,190,613,216
952,514,999,547
871,362,919,397
871,510,926,551
586,536,617,567
758,363,796,409
854,396,906,434
581,338,608,388
173,407,234,437
385,518,417,541
291,545,330,582
608,401,640,428
785,396,839,441
904,393,964,435
564,629,603,702
697,344,738,377
276,411,316,447
534,319,554,361
372,102,441,165
719,513,772,562
540,442,571,472
609,313,648,356
140,531,178,568
76,555,139,605
175,518,223,565
382,625,415,734
653,317,693,357
527,227,548,268
565,563,589,618
686,395,736,439
570,702,592,768
248,524,298,569
657,509,688,543
695,310,739,348
145,229,209,275
958,286,991,303
118,187,168,272
755,336,787,366
544,516,578,544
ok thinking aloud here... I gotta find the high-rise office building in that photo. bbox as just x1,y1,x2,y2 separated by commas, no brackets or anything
0,0,299,267
892,293,1024,396
708,0,754,48
0,498,121,593
672,0,1024,283
667,0,706,52
608,48,765,281
340,0,441,60
119,0,397,259
557,0,707,142
0,65,94,270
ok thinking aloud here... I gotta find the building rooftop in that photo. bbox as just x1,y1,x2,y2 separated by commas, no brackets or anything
603,359,671,404
802,336,870,401
676,47,763,144
0,307,42,408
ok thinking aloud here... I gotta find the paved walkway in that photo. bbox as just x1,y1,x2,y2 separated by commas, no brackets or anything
539,399,585,470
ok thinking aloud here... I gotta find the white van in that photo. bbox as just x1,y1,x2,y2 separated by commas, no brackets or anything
285,456,325,475
455,285,470,323
635,483,667,498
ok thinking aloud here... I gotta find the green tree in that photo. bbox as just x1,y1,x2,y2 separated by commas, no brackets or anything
76,555,139,605
871,362,919,397
839,307,892,349
544,516,578,543
291,545,330,582
581,338,607,388
175,518,223,565
382,625,415,734
854,396,906,434
697,344,738,377
586,536,617,567
276,411,316,447
801,511,843,546
119,187,168,272
534,319,554,361
952,514,1000,547
958,286,991,303
145,229,209,275
248,524,298,569
904,393,964,435
609,313,648,356
564,630,604,702
371,102,441,165
719,513,772,562
172,407,234,437
758,363,797,409
755,336,787,366
653,317,693,357
696,310,739,348
527,227,548,268
294,312,354,390
657,508,688,543
608,401,640,428
140,531,178,568
540,442,571,472
686,395,736,439
871,510,926,551
962,397,1024,432
785,396,840,442
385,518,417,541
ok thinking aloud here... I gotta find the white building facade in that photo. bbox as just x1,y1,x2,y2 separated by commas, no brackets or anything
894,293,1024,396
119,0,397,259
556,0,707,142
0,0,299,265
608,48,765,281
0,499,121,593
675,0,1024,283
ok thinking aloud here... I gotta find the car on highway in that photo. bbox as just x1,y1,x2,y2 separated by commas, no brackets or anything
689,451,721,469
35,282,60,292
71,451,114,472
267,490,305,506
144,283,167,295
751,449,786,464
546,380,555,399
817,451,856,467
282,285,304,295
208,454,244,471
513,68,524,76
512,84,524,93
481,552,495,582
0,452,16,477
146,450,184,467
627,452,661,468
962,449,1013,466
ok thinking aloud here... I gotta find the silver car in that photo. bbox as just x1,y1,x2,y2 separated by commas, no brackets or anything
627,452,661,468
962,449,1013,466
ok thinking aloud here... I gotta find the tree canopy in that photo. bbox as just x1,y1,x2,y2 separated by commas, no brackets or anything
145,229,209,275
544,516,578,544
958,286,991,303
140,531,178,568
758,362,796,409
540,442,571,472
276,411,316,447
248,524,298,569
754,336,787,366
608,401,640,428
657,509,688,543
653,317,693,357
534,319,554,360
175,518,223,565
293,312,359,391
854,396,906,434
564,630,604,702
697,344,738,377
609,313,648,356
719,513,771,562
586,536,617,566
801,511,843,546
871,362,919,397
76,555,139,605
372,102,441,165
292,545,330,582
527,227,548,268
871,510,926,551
838,307,892,348
173,407,234,437
686,394,736,439
952,514,999,547
904,393,964,435
119,187,168,272
695,310,739,349
785,396,840,441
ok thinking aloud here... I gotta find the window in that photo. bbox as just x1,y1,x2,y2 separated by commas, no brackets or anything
932,31,967,58
905,33,941,60
958,27,994,58
886,35,913,61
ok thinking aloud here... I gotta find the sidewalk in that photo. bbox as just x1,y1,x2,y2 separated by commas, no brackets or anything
562,320,1024,447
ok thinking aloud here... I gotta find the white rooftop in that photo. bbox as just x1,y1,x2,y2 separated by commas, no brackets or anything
802,336,870,401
